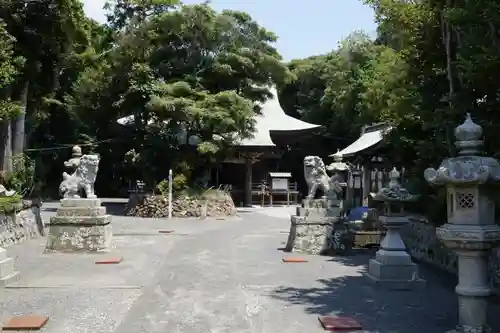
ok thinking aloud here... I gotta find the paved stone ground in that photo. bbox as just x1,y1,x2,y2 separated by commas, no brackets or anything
1,201,500,332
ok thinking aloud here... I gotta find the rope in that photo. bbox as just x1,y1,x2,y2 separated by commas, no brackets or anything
24,139,116,152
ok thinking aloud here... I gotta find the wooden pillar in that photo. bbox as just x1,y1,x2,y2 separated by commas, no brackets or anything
244,157,253,207
362,163,371,202
345,171,354,210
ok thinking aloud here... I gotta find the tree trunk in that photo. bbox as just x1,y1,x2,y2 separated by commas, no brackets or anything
1,120,13,175
11,80,28,158
440,1,456,156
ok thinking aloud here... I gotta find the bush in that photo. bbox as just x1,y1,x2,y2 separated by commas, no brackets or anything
156,179,169,196
0,193,22,214
172,174,187,191
4,154,35,197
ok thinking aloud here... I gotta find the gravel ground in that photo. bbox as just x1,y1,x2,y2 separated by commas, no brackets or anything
0,200,498,332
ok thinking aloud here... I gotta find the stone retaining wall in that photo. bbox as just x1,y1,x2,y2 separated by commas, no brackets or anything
401,220,500,294
0,208,42,247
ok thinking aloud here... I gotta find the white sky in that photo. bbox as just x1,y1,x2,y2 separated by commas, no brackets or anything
82,0,107,23
80,0,377,61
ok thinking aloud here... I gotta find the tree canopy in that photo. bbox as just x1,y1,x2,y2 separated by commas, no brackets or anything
0,0,499,208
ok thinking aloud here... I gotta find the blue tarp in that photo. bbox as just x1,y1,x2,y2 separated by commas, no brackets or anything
346,206,369,221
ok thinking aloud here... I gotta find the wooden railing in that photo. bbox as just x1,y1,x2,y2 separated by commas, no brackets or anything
249,181,300,206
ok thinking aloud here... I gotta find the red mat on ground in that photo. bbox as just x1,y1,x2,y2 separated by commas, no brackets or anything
318,316,362,331
158,230,174,234
95,257,122,264
282,257,308,263
3,315,49,331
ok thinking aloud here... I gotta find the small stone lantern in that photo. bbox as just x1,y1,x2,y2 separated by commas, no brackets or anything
424,113,500,333
366,167,425,290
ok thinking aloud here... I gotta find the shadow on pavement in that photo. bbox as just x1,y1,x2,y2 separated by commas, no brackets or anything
271,253,500,333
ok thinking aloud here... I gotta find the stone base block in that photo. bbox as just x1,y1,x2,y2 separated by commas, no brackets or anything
45,224,112,252
285,216,332,255
60,198,101,208
366,258,425,290
447,326,490,333
302,199,328,209
0,257,14,277
352,230,384,247
297,206,342,218
285,216,352,255
0,249,19,287
0,269,20,287
56,206,107,217
49,215,111,226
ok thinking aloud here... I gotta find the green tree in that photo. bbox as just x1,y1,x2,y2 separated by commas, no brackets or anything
70,3,292,192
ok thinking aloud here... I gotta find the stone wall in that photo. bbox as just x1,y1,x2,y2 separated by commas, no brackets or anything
0,208,42,247
401,219,500,294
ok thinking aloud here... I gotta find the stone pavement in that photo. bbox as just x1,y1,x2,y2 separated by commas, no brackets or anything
1,202,500,332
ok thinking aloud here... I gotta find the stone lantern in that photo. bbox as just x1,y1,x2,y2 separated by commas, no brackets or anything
424,113,500,333
366,167,425,290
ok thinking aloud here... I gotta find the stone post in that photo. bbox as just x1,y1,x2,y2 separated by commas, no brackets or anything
424,113,500,333
366,167,425,290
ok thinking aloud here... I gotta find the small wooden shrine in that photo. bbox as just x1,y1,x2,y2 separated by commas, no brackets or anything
332,122,392,208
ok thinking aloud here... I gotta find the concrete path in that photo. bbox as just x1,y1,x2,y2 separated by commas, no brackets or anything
1,203,500,332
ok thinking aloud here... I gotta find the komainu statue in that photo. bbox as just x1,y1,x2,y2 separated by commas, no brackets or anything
59,154,100,199
303,155,343,200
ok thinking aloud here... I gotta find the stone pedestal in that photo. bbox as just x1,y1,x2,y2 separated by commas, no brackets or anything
0,247,19,286
365,167,425,290
367,215,425,290
46,198,112,252
436,223,500,333
285,199,351,255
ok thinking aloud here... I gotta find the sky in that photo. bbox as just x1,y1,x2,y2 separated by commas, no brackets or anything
82,0,377,61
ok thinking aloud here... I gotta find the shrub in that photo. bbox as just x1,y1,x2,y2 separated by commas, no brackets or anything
0,193,22,214
172,174,187,191
4,154,35,197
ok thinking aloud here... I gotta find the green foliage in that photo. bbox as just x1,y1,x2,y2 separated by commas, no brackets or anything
0,193,22,214
4,154,35,196
156,179,169,196
172,174,187,191
3,0,500,220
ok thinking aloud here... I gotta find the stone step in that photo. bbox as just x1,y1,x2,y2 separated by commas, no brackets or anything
0,270,20,287
0,257,14,278
49,215,111,226
297,207,327,216
60,198,102,208
56,206,107,217
297,207,343,218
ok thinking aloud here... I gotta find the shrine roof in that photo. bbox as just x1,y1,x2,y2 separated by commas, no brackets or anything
234,87,321,147
117,87,321,148
332,123,392,158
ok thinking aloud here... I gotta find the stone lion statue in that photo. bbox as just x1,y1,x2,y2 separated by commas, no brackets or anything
304,155,343,200
59,154,100,199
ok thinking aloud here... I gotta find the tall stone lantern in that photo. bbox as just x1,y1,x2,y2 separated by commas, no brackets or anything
366,167,425,290
424,113,500,333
